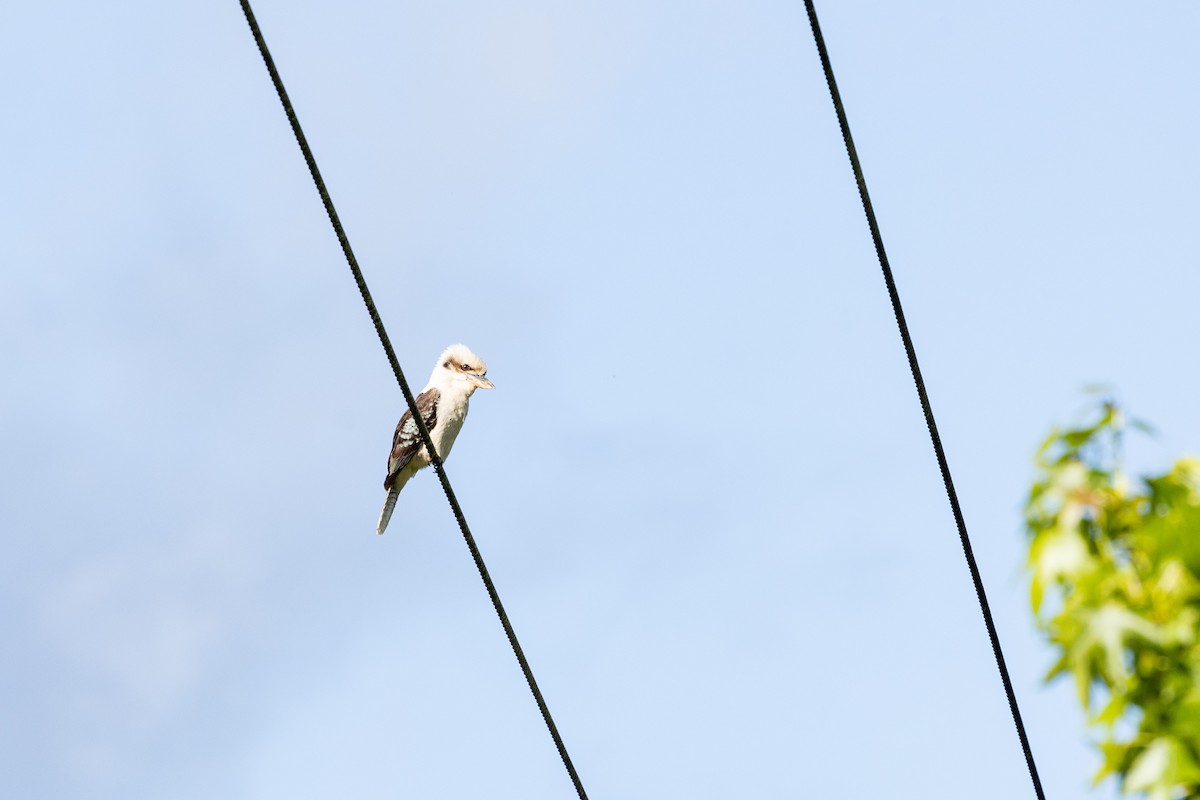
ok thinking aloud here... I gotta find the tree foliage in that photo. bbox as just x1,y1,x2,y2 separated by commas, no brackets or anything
1026,402,1200,799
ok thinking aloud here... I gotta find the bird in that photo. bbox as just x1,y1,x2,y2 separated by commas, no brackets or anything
376,344,494,534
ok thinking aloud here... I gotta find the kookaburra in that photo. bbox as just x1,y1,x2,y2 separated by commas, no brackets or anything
376,344,494,534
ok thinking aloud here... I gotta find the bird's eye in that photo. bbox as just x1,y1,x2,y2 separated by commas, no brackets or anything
460,363,470,371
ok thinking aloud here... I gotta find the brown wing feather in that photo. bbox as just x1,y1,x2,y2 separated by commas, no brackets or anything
384,389,439,489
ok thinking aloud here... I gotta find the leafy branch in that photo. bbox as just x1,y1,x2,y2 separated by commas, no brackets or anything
1026,401,1200,799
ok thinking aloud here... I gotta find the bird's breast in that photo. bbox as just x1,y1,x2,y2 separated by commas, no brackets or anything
432,399,469,459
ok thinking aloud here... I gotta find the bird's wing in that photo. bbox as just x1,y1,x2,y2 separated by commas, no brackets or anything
384,388,439,489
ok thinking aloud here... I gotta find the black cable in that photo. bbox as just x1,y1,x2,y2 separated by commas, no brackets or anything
801,3,1046,798
237,3,589,797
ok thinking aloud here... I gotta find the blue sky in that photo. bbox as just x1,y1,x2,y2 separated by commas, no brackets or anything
3,1,1198,797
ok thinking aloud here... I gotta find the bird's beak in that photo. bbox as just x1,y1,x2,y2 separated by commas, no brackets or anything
471,374,495,390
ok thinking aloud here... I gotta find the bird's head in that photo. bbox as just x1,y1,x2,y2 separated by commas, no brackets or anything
434,344,495,394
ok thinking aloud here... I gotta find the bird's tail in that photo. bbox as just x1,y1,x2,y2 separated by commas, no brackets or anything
376,487,401,535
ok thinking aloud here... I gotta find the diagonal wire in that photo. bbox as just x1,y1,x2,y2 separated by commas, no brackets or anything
801,2,1046,798
237,2,589,797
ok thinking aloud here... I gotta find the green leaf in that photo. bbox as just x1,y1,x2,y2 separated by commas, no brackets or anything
1064,425,1101,448
1093,693,1128,728
1094,740,1131,785
1028,524,1092,615
1125,737,1200,796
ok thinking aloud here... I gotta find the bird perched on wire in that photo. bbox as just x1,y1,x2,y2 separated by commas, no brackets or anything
376,344,494,535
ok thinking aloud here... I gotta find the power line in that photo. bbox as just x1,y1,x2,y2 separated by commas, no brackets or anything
801,2,1047,798
237,2,590,797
